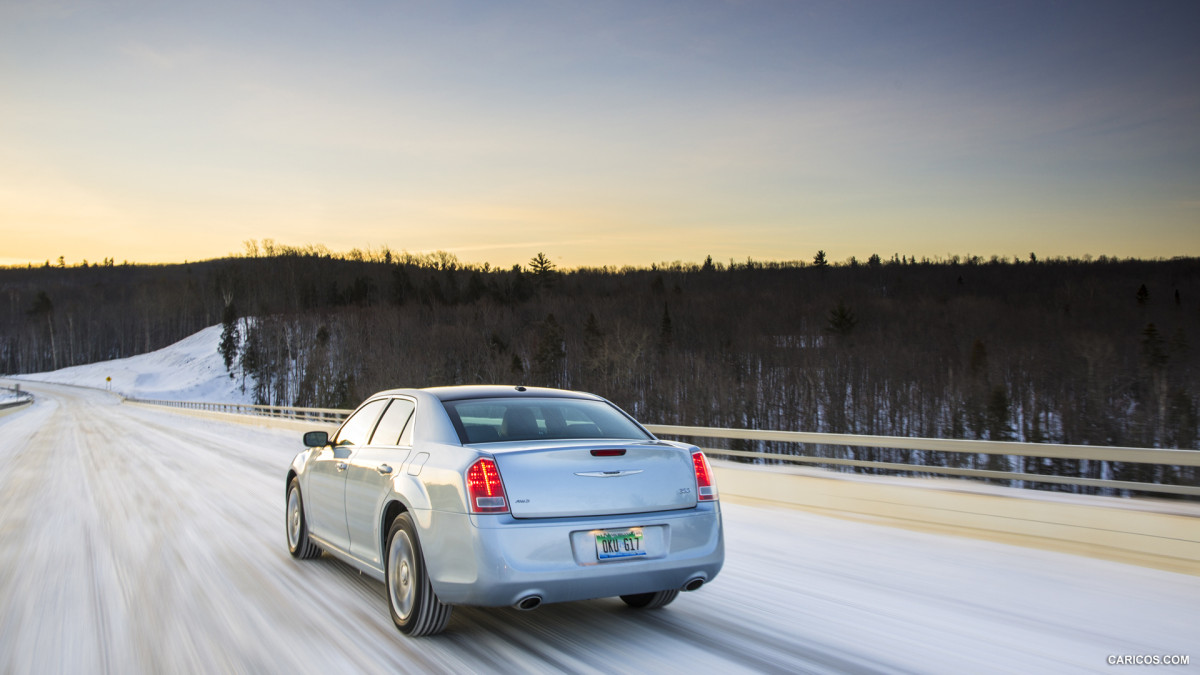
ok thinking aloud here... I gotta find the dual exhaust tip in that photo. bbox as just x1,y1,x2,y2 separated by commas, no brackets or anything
512,577,705,611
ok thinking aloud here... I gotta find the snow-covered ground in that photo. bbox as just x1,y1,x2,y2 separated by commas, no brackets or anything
14,324,253,403
2,381,1197,674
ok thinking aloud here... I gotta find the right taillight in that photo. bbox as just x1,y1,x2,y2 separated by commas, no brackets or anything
692,450,717,501
466,458,509,514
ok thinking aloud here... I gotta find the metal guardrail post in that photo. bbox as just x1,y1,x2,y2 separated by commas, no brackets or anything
0,385,34,411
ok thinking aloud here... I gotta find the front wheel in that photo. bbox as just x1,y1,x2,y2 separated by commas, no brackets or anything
385,513,452,636
620,589,680,609
286,479,321,559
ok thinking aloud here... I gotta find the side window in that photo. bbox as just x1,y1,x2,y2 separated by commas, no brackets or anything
370,399,415,446
333,399,388,447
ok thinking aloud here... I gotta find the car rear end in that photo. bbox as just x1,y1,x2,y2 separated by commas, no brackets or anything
426,437,724,609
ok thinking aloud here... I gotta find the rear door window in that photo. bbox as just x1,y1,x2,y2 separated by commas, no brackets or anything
370,399,416,446
333,399,388,446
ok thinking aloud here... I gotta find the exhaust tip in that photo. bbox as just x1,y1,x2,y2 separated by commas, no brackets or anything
683,578,705,592
514,595,543,611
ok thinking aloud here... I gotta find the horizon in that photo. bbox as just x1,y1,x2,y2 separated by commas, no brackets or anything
2,242,1195,273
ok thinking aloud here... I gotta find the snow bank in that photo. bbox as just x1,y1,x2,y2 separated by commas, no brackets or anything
16,325,255,404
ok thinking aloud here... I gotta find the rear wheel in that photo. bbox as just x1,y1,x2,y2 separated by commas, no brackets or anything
620,589,680,609
385,513,452,636
286,479,321,559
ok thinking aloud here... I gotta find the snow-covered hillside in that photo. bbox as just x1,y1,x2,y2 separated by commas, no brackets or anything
15,325,254,403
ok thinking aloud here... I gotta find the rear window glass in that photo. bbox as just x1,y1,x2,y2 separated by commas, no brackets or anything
442,397,652,444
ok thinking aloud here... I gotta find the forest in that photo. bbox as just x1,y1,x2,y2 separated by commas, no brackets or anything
3,245,1198,493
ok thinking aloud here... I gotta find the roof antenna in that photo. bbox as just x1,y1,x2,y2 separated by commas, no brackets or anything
515,385,527,392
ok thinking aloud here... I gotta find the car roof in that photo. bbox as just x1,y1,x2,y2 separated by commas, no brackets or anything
370,385,605,403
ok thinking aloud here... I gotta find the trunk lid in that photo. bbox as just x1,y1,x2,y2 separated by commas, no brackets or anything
490,440,698,518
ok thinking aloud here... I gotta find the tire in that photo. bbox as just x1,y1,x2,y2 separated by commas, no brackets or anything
620,589,680,609
385,513,452,636
286,479,322,559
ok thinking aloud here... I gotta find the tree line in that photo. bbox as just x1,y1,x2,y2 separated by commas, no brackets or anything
3,247,1197,494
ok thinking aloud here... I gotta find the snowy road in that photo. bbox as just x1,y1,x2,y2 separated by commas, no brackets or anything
2,382,1196,674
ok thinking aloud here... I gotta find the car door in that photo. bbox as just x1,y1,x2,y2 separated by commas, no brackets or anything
305,398,388,552
345,397,415,566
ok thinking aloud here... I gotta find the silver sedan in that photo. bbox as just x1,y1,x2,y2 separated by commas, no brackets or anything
285,385,725,636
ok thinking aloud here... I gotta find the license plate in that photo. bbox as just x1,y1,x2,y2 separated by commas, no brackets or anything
595,528,646,560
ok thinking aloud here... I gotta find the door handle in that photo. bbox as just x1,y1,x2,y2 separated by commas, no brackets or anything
377,464,393,475
336,462,348,471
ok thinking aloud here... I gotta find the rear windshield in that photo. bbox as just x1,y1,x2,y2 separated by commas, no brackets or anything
442,397,653,444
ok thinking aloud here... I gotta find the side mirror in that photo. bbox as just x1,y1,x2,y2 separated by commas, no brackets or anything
303,431,329,448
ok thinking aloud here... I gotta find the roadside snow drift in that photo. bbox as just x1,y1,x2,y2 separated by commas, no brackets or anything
15,325,253,403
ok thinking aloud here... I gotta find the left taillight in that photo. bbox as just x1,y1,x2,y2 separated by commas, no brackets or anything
692,450,718,501
466,458,509,514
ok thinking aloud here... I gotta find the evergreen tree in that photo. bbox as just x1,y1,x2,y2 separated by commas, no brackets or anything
528,252,557,289
966,339,990,439
441,269,460,305
584,313,603,350
26,290,57,370
581,313,606,386
826,302,857,339
1141,323,1167,369
533,313,565,387
239,320,263,397
390,266,412,306
464,272,487,303
27,291,53,317
969,339,988,377
488,332,508,355
507,265,534,303
1166,390,1197,448
659,303,673,352
420,276,445,306
984,385,1014,480
219,300,239,374
986,386,1014,441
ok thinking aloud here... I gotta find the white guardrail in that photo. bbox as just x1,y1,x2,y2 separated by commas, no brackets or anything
126,398,1200,499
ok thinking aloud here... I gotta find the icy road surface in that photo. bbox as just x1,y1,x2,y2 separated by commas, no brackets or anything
2,382,1197,674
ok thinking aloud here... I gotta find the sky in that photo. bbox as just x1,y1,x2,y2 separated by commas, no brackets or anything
1,0,1197,270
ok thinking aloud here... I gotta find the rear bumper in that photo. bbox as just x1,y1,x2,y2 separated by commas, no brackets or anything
418,502,724,607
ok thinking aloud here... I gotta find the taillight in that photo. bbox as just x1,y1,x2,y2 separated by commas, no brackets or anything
692,450,717,501
466,458,509,514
